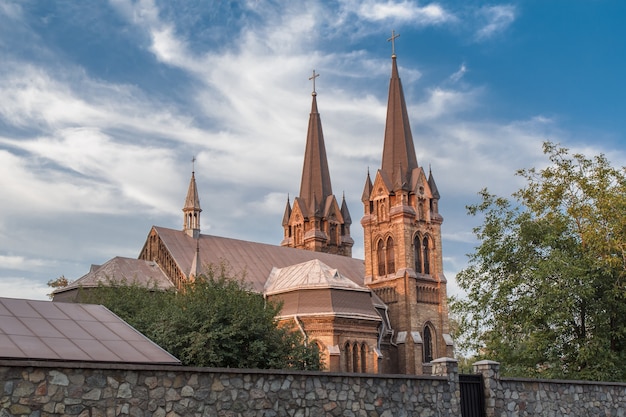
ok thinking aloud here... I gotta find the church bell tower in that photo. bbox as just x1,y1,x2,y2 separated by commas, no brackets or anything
361,32,453,374
281,71,354,257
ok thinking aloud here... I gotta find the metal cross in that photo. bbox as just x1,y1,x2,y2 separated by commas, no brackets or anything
191,156,196,172
387,30,400,56
309,70,320,94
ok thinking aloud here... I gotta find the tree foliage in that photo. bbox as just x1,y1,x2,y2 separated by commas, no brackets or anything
451,142,626,381
46,275,68,299
80,264,322,370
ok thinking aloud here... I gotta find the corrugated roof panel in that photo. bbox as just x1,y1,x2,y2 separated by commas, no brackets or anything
0,297,180,364
2,316,34,336
0,333,23,357
11,335,60,359
2,298,40,318
78,320,122,341
49,319,95,339
21,318,65,338
73,339,122,362
40,337,92,361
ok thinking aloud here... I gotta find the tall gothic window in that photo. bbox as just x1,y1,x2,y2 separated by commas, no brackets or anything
377,240,386,276
352,342,359,373
414,235,422,273
344,342,352,372
360,343,367,373
386,237,395,274
423,237,430,275
423,325,433,363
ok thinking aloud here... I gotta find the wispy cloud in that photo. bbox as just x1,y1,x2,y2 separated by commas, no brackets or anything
475,5,517,41
449,63,467,84
352,1,456,25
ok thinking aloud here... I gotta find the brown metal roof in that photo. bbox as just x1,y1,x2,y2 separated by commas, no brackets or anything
271,289,382,321
153,226,367,293
55,256,174,295
0,297,180,364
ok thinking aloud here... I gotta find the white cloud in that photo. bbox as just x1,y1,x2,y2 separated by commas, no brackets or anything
449,63,467,84
353,1,456,25
475,5,516,41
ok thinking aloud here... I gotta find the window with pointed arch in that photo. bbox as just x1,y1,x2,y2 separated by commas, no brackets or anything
386,237,395,274
344,342,353,372
352,342,359,373
377,239,386,276
414,234,422,273
422,236,431,275
360,343,367,373
423,324,434,363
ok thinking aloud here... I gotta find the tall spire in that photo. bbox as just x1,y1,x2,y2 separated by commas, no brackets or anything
183,158,202,238
381,34,418,186
281,71,353,257
299,71,333,208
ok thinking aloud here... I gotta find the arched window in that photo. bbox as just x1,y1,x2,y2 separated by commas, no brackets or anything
344,342,352,372
360,343,367,373
377,240,386,276
414,235,422,273
352,342,359,373
423,326,433,363
386,237,395,274
329,223,337,245
423,237,430,275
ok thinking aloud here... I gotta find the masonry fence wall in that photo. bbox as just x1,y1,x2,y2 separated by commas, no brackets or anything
1,358,625,417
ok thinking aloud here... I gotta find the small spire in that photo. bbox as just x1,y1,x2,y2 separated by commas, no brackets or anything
282,194,292,226
341,192,352,225
387,29,400,58
361,170,373,203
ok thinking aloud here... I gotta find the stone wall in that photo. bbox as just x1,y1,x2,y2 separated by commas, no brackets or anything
0,358,459,417
473,360,626,417
3,358,624,417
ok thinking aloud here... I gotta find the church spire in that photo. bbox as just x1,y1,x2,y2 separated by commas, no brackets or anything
183,158,202,239
299,70,333,208
381,37,418,187
281,71,353,257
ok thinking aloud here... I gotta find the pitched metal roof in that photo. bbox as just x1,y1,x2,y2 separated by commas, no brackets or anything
271,288,382,321
153,226,367,293
264,259,368,295
0,297,180,364
54,256,174,295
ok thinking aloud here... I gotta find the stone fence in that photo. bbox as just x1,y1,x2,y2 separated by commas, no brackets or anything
2,359,625,416
473,360,626,417
0,358,459,417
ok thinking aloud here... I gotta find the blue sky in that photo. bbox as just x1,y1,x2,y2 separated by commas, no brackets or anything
1,0,625,300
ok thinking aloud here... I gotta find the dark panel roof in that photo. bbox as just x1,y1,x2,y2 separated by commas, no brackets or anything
0,297,180,364
154,226,366,293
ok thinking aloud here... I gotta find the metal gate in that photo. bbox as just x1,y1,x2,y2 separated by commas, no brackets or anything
459,374,486,417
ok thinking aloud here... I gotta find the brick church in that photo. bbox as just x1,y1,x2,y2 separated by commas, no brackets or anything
53,44,454,375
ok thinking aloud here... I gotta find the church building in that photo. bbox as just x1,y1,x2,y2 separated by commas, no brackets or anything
53,41,454,375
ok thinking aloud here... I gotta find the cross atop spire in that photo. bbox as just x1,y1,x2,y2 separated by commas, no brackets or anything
387,29,400,57
309,69,320,96
191,156,196,173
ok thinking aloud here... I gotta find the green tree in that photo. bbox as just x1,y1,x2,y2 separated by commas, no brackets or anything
46,275,69,299
80,265,322,370
451,142,626,381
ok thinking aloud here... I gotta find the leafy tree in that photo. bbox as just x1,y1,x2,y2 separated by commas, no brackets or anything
451,142,626,381
80,265,322,370
46,276,69,299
